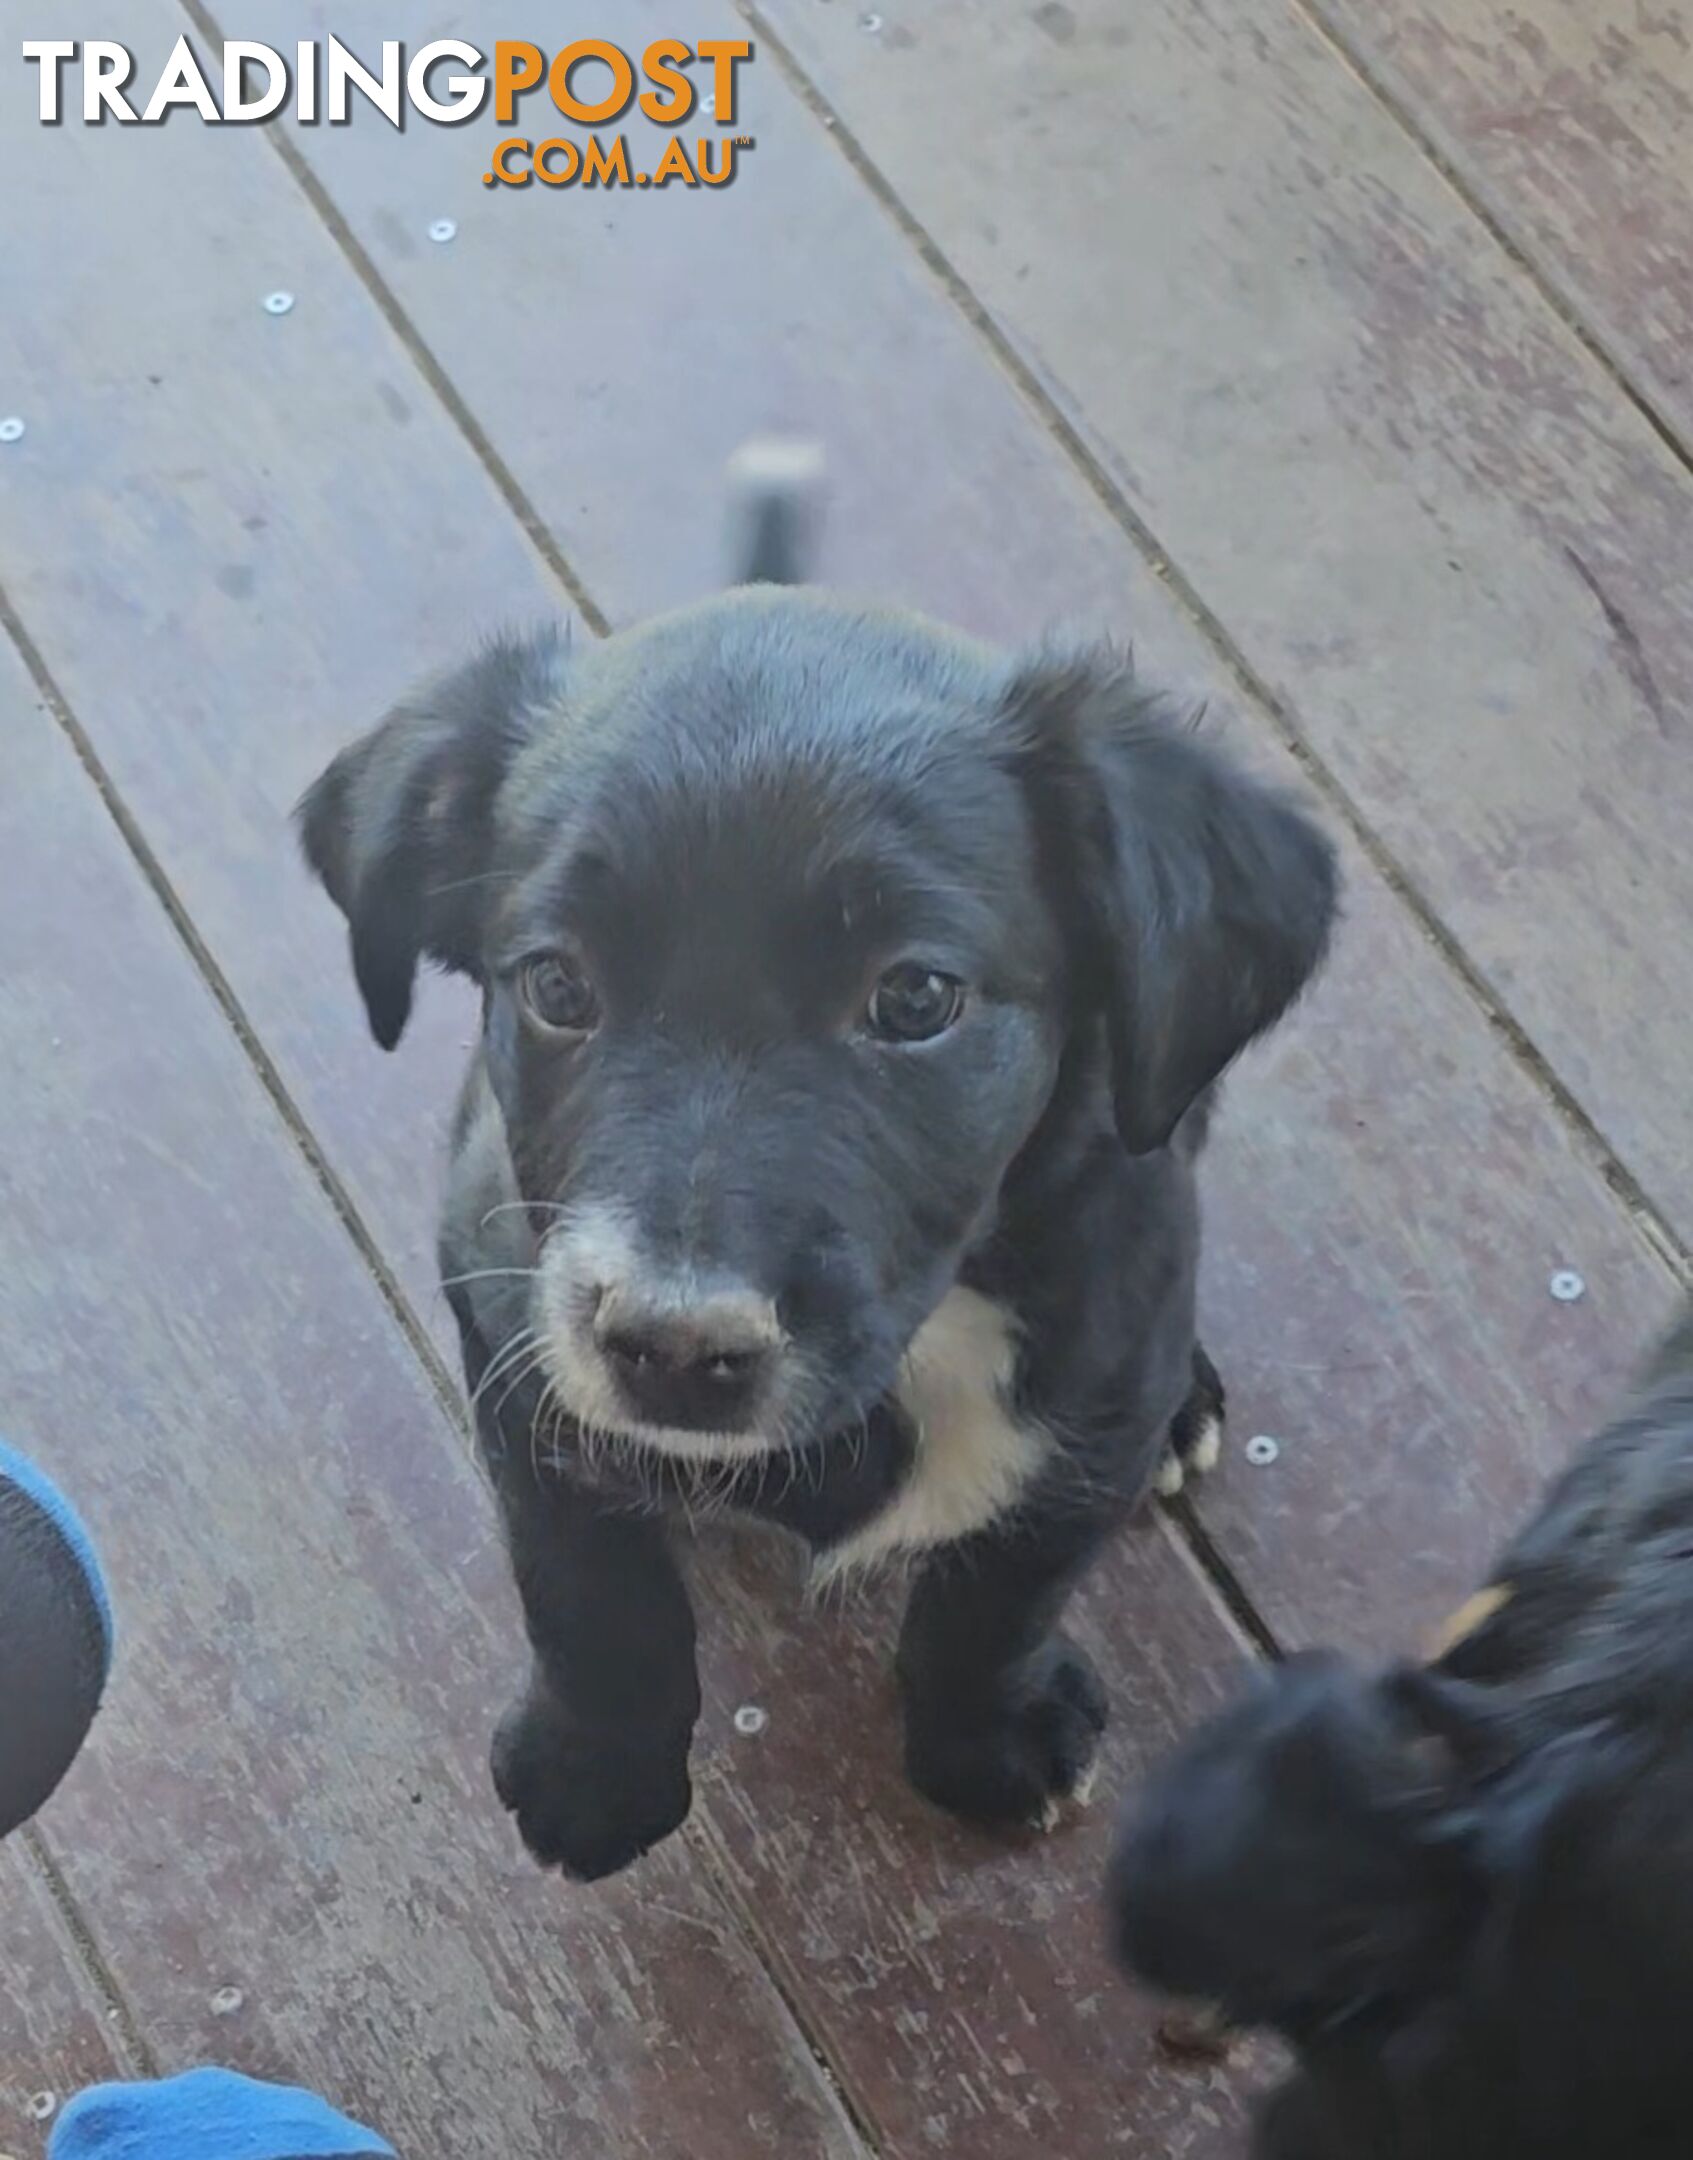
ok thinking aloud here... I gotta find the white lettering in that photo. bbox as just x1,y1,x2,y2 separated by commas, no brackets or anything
142,35,220,123
223,40,289,123
20,39,76,123
326,36,401,126
85,41,137,123
408,39,486,123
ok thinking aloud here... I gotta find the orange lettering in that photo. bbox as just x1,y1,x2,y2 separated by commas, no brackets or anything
536,137,581,184
639,38,693,123
697,138,739,186
651,136,696,186
582,136,632,185
492,41,542,124
696,38,750,124
550,39,635,125
488,135,532,184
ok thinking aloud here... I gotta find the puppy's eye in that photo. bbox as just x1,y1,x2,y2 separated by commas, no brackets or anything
518,950,600,1037
864,963,966,1044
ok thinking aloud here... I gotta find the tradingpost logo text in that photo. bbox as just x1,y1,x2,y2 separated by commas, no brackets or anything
19,37,756,189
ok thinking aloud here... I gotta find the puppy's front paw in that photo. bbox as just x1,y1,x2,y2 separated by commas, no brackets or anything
492,1693,692,1881
904,1637,1107,1832
1156,1367,1227,1497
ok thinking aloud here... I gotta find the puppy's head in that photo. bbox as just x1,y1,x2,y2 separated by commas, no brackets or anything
1110,1651,1622,2045
299,500,1334,1461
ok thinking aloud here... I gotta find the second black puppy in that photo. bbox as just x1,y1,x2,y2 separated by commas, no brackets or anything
1114,1301,1693,2158
300,466,1336,1881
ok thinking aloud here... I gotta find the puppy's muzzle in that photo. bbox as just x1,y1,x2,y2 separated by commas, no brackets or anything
592,1281,780,1433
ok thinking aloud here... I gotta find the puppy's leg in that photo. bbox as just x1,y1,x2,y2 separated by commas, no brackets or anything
490,1483,700,1883
1155,1341,1228,1497
456,1300,700,1882
896,1499,1119,1831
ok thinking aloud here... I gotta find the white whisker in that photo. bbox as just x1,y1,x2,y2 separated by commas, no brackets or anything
494,1345,552,1426
477,1198,576,1230
439,1265,541,1291
468,1326,540,1421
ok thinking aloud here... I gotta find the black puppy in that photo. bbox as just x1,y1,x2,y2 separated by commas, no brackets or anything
299,461,1336,1882
1112,1301,1693,2158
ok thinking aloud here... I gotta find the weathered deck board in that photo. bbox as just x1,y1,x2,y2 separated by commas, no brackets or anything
172,1,1674,1645
0,646,867,2157
0,4,564,1328
747,0,1693,1248
1188,840,1673,1653
1309,0,1693,449
0,1854,126,2148
694,1531,1276,2157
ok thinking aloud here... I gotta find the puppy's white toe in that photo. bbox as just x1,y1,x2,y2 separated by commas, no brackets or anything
1154,1452,1187,1498
1189,1412,1224,1478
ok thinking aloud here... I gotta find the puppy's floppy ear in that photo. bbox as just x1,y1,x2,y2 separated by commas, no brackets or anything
1382,1666,1505,1783
1006,652,1339,1154
296,629,564,1050
1385,1664,1621,1898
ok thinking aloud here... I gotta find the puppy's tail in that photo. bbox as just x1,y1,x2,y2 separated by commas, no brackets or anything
726,437,825,586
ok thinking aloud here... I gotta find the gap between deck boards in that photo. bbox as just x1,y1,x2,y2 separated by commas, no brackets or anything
1289,0,1693,490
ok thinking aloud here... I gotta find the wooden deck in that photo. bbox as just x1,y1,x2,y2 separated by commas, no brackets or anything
1,4,1688,2152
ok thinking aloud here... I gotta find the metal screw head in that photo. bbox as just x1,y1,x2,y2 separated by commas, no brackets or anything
733,1704,768,1737
27,2094,56,2123
0,417,24,443
428,218,457,244
263,291,295,316
1245,1434,1280,1467
210,1985,244,2016
702,92,716,113
860,10,884,30
1550,1269,1586,1303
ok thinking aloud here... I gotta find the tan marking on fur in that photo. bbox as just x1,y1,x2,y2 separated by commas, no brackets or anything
1426,1581,1513,1663
815,1286,1049,1582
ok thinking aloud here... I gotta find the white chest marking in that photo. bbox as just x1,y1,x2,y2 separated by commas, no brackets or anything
815,1286,1050,1582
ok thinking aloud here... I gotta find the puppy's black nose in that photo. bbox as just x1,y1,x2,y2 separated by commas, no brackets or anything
593,1289,776,1433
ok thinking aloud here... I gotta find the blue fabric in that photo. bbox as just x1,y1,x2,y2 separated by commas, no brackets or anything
0,1440,113,1668
49,2069,394,2158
